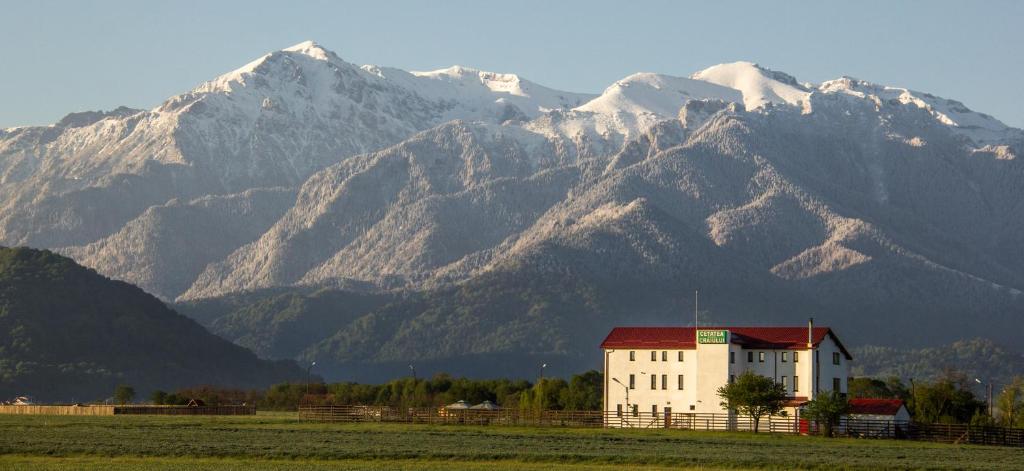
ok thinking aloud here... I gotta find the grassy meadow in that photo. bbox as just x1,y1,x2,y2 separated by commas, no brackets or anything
0,412,1021,470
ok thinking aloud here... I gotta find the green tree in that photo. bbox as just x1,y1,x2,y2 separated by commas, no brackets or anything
849,377,906,399
561,370,603,411
113,384,135,405
716,371,786,432
909,373,985,424
995,377,1024,427
150,390,168,405
802,391,850,437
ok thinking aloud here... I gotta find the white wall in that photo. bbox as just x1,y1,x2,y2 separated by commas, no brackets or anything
604,348,698,421
696,341,730,414
814,335,849,397
731,347,808,397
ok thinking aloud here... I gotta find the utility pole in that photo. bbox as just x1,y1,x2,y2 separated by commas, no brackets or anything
976,378,993,418
409,364,417,382
305,361,317,395
989,382,994,418
612,377,630,423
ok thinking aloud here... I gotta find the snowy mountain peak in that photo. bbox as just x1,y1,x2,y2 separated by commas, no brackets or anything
691,61,811,110
281,40,334,61
193,40,356,95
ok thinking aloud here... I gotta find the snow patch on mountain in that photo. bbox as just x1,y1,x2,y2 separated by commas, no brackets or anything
361,64,594,123
576,72,742,122
521,73,742,148
818,77,1023,145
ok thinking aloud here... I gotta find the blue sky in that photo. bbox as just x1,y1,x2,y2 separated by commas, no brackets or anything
2,0,1021,128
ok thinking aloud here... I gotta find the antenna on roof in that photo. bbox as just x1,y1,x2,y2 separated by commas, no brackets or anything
694,290,699,342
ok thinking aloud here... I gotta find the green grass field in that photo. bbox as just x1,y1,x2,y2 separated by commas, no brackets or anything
0,413,1021,470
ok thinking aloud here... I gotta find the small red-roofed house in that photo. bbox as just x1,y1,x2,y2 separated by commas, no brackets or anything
841,398,910,437
847,398,910,422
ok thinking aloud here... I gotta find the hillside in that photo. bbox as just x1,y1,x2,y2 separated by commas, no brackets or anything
851,338,1024,386
0,247,305,402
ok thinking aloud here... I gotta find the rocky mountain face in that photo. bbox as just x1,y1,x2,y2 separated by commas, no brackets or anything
3,42,1022,380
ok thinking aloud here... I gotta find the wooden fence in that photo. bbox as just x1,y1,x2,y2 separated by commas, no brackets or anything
300,405,800,433
0,404,255,416
298,405,1023,447
905,422,1024,447
0,405,115,416
114,405,256,415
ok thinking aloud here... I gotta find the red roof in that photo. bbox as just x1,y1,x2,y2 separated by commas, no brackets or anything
848,398,906,416
599,326,852,359
783,397,810,407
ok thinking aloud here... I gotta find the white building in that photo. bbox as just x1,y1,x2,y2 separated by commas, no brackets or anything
601,320,851,427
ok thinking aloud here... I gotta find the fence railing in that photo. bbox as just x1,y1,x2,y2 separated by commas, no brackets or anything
113,405,256,415
905,422,1024,447
300,406,802,433
0,404,257,416
298,405,1023,447
0,405,115,416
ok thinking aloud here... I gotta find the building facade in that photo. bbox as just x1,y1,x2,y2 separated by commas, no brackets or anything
601,321,851,425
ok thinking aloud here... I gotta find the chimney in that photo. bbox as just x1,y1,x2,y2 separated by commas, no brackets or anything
807,318,814,348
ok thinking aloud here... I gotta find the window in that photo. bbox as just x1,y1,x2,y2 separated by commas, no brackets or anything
662,351,667,362
747,351,754,363
781,376,788,390
689,405,696,411
651,374,657,390
833,352,841,365
677,374,684,390
781,352,788,363
729,374,736,384
793,376,799,392
678,351,684,362
652,404,658,415
617,404,622,417
661,374,667,390
629,374,635,389
794,352,799,363
629,351,635,361
758,352,765,363
833,378,841,392
632,405,638,417
729,351,735,364
651,351,657,361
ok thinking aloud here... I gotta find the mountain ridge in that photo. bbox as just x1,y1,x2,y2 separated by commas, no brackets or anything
1,41,1021,380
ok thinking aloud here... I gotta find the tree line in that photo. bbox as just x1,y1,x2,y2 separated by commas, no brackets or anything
148,371,603,412
143,369,1024,428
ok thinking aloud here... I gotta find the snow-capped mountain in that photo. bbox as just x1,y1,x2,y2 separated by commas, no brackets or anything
2,41,1022,378
0,41,587,248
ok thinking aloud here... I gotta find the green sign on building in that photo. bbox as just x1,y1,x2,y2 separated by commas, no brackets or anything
697,330,728,344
